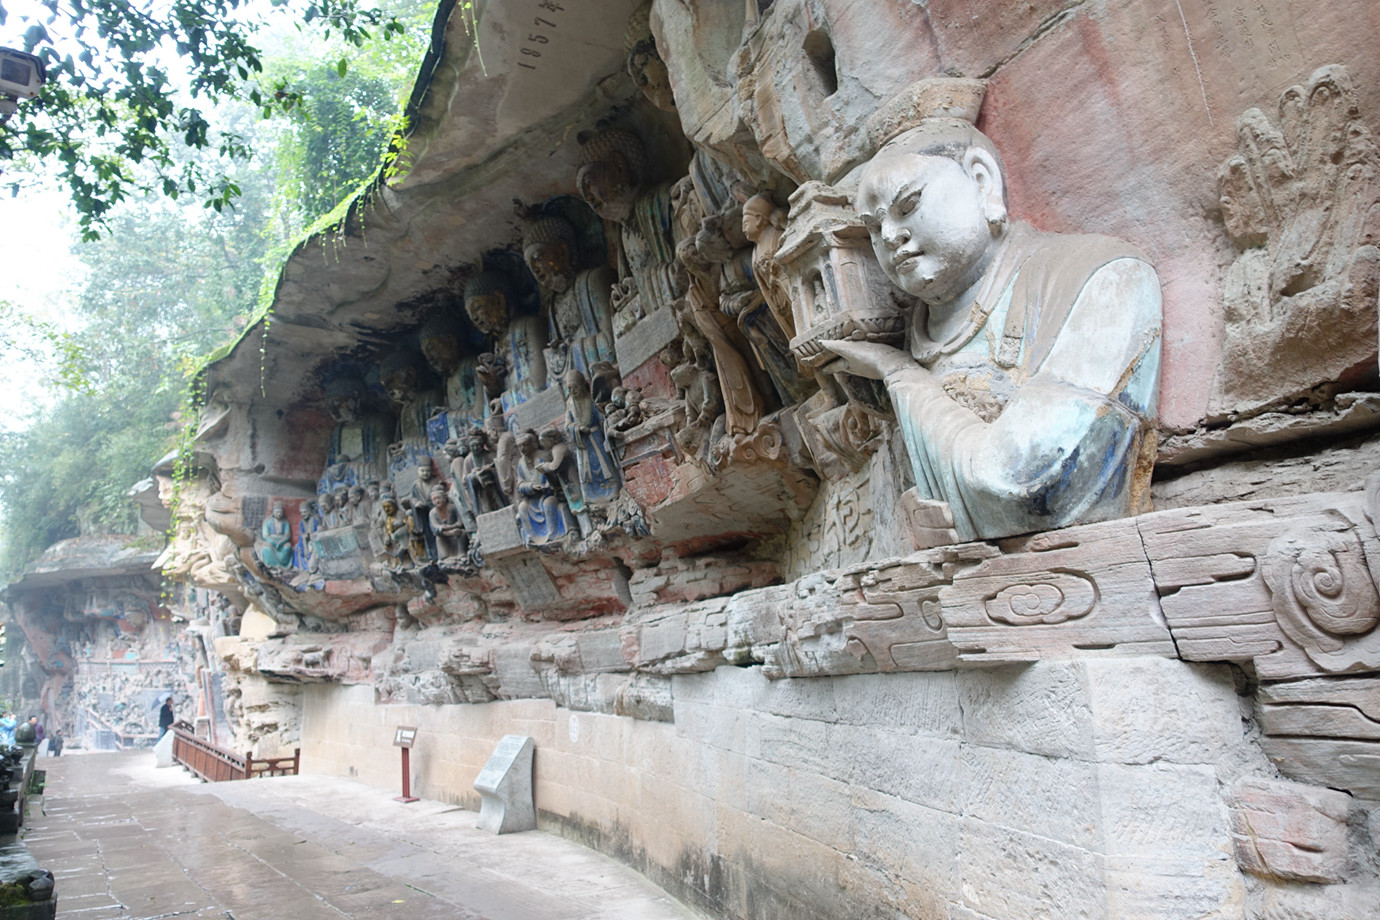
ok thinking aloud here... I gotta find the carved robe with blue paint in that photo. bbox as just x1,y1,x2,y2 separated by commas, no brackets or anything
565,391,620,509
887,223,1161,541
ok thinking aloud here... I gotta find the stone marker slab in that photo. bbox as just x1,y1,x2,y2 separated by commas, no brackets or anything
499,556,561,611
476,508,523,559
512,385,566,432
473,734,536,834
614,306,679,378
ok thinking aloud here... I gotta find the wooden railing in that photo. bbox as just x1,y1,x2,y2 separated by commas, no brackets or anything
170,722,300,782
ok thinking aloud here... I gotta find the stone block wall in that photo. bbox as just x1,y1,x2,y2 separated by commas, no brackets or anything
298,655,1344,919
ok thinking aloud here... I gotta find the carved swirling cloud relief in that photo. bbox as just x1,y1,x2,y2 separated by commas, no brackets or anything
1264,524,1380,672
983,571,1097,626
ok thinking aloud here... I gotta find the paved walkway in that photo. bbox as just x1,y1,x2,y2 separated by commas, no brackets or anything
22,752,701,920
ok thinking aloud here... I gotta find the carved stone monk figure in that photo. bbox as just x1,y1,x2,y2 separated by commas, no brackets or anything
825,114,1161,545
428,485,467,563
260,502,294,568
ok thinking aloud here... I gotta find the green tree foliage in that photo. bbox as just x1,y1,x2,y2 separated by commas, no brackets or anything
1,0,405,239
256,0,432,233
0,192,262,574
0,0,432,577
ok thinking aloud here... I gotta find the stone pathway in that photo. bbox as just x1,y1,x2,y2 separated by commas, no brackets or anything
22,751,701,920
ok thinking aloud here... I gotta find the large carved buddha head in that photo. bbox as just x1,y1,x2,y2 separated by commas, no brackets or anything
323,374,365,424
856,119,1009,307
379,351,423,406
576,127,648,224
419,312,463,375
464,271,515,337
522,216,579,292
625,1,675,112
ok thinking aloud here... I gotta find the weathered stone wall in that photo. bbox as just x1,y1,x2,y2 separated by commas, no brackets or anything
301,658,1360,919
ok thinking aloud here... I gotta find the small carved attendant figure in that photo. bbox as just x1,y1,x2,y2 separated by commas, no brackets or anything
475,352,508,401
260,503,294,568
428,485,468,563
295,500,320,570
442,438,477,530
377,494,411,570
345,486,366,526
563,368,621,508
676,235,765,438
463,426,509,516
825,94,1161,545
332,485,351,524
742,193,795,339
408,463,438,561
484,402,518,497
537,427,586,529
364,481,381,524
318,491,338,528
514,429,573,545
603,387,636,449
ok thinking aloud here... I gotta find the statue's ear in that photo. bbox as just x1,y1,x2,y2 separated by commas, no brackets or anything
963,147,1008,230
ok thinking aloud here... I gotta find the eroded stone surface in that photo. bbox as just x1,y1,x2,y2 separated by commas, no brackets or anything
1230,777,1352,883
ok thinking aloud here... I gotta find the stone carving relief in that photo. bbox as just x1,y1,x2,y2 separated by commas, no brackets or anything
822,78,1162,546
258,502,294,570
1263,519,1380,673
318,371,391,497
624,0,675,113
983,574,1096,627
1212,64,1380,418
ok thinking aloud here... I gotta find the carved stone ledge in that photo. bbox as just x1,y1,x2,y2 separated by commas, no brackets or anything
1158,392,1380,469
1139,492,1380,680
942,520,1172,665
1257,676,1380,799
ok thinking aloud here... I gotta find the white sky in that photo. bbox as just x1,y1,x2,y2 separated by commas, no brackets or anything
0,180,88,430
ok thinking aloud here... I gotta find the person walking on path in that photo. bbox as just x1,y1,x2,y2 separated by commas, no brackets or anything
158,698,174,739
49,730,63,756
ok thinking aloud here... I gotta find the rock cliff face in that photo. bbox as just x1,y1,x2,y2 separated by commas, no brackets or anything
0,536,205,749
161,1,1380,916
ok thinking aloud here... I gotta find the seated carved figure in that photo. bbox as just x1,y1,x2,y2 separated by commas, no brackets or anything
825,114,1161,545
260,502,294,569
